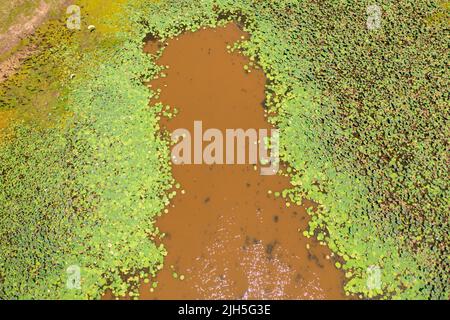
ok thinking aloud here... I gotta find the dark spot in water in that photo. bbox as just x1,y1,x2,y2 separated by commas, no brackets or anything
307,251,324,269
273,215,279,223
204,197,210,204
140,23,345,300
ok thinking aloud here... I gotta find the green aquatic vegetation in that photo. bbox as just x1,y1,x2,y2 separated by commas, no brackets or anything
0,0,448,299
130,0,448,299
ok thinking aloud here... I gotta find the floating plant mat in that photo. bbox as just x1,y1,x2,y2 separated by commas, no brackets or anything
0,0,448,299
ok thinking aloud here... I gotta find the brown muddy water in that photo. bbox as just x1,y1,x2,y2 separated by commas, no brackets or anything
139,23,345,300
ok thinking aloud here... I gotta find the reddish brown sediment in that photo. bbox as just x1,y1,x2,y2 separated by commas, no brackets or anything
0,0,70,83
136,23,346,300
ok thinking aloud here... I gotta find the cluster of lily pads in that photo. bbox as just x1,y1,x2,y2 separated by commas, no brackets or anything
0,0,447,299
